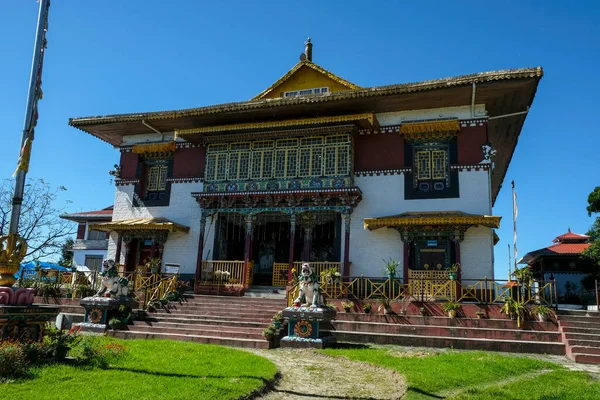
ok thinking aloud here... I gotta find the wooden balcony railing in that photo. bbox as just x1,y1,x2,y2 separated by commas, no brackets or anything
272,261,342,286
200,260,252,286
286,276,557,308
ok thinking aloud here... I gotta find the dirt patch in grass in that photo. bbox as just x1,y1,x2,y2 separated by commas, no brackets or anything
248,348,406,400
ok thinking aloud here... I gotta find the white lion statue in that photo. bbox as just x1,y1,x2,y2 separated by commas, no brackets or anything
294,263,323,308
96,259,129,298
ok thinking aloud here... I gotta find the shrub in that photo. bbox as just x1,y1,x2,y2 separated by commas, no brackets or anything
44,325,82,357
71,337,126,369
0,340,30,380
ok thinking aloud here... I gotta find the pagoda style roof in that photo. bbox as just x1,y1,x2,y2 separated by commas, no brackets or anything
364,211,501,231
519,229,591,265
89,217,189,234
69,66,543,204
60,206,113,222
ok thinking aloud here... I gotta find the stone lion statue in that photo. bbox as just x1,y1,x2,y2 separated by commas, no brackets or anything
96,259,129,298
294,263,323,307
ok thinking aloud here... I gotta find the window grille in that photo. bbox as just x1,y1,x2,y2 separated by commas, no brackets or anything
147,165,168,191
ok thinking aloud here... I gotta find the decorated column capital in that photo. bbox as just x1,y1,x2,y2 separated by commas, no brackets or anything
343,213,352,232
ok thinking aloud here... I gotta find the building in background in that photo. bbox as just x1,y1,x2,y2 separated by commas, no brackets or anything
60,206,112,271
519,229,592,297
69,41,542,288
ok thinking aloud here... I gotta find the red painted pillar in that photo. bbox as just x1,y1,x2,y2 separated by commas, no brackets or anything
115,234,123,264
454,240,462,281
343,214,351,277
403,240,410,282
194,215,207,292
243,214,253,287
288,214,296,281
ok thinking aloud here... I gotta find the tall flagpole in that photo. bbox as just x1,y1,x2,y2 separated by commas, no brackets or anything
512,180,518,275
0,0,51,287
508,244,512,281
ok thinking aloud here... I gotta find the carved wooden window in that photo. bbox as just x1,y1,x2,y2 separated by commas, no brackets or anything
206,144,229,182
274,138,298,178
228,142,251,181
251,141,274,179
324,135,351,176
299,137,323,177
414,145,449,192
147,165,168,191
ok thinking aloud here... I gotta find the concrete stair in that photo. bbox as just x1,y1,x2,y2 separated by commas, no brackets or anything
109,294,287,349
558,309,600,364
325,312,565,355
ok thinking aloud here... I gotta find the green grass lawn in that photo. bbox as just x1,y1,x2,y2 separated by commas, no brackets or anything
1,339,277,400
320,347,600,400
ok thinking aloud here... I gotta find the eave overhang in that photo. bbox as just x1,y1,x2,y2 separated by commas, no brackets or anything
89,218,189,234
364,211,501,231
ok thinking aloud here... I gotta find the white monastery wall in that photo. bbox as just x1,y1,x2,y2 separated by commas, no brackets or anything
72,249,107,268
459,226,494,280
109,181,203,275
350,170,494,278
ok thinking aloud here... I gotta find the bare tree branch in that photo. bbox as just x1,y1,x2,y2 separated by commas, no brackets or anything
0,178,76,261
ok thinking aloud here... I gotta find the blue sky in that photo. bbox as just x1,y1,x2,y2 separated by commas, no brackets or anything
1,1,599,277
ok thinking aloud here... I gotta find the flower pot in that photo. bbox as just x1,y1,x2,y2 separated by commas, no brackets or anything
272,321,281,329
388,273,395,280
344,308,352,313
449,273,457,281
150,268,159,275
55,345,69,360
263,333,274,341
476,313,485,319
364,308,371,314
419,308,427,316
66,293,72,299
448,310,456,318
538,313,548,322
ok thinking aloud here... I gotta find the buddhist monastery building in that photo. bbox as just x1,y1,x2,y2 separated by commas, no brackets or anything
69,40,543,290
519,229,593,297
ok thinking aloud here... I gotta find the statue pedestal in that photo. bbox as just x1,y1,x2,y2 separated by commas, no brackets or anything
280,305,337,349
75,296,137,333
0,287,58,341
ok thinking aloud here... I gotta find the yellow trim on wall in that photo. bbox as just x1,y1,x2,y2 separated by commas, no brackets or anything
364,214,501,231
132,141,176,155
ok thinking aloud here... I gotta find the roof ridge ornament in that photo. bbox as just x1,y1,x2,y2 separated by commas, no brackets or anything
300,37,312,62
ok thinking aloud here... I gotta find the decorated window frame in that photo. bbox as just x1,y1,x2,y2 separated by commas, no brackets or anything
132,142,175,207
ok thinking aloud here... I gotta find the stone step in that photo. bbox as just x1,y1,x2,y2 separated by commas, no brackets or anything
151,309,279,320
133,320,265,334
325,329,565,355
559,320,600,330
571,353,600,364
334,314,559,331
566,339,600,348
564,332,600,341
148,311,272,323
569,346,600,356
558,309,600,317
108,330,270,349
164,302,284,313
145,316,268,329
129,324,264,339
557,315,600,323
331,320,562,343
562,326,600,335
186,295,286,306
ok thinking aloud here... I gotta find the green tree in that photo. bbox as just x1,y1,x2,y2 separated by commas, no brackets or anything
587,186,600,216
582,187,600,276
0,178,75,261
58,237,75,267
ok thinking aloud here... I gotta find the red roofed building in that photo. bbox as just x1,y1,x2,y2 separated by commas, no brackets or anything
60,206,113,271
519,229,592,297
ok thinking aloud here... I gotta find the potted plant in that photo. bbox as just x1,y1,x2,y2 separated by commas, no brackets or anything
272,311,284,329
363,303,372,314
419,306,428,316
441,301,461,318
447,263,460,281
65,286,73,299
379,298,393,315
475,311,486,319
533,305,551,322
262,325,276,341
501,298,526,328
341,300,354,313
108,317,123,330
383,257,400,279
45,325,82,360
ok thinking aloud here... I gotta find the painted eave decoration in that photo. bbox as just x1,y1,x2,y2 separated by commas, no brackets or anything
364,211,501,231
252,60,361,100
89,217,190,234
175,113,378,141
400,119,460,141
131,141,176,155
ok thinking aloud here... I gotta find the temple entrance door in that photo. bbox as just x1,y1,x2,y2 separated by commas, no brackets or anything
139,239,154,266
417,241,448,271
252,219,290,286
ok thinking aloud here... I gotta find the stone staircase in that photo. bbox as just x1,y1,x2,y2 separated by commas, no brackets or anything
109,294,287,349
326,312,566,355
558,309,600,364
